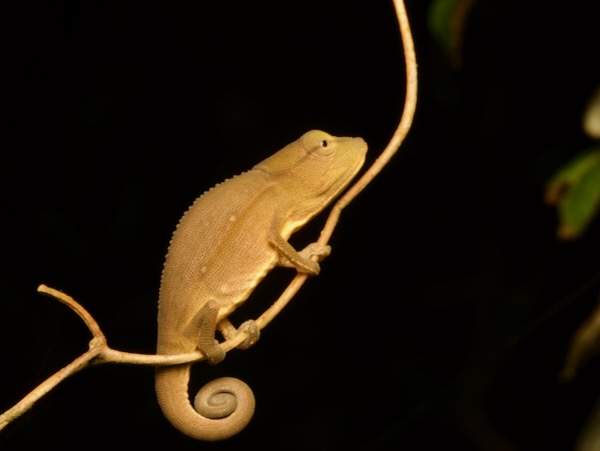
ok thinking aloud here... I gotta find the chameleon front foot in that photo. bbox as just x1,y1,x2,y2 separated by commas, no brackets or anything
274,241,332,275
298,242,331,262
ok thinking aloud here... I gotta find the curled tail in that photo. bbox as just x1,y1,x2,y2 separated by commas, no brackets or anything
155,364,255,441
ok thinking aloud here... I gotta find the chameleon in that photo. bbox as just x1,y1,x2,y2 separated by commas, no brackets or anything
155,130,368,440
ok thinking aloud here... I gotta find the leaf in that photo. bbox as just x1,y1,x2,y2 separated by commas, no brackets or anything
428,0,455,56
562,296,600,381
545,149,600,239
428,0,479,67
563,294,600,449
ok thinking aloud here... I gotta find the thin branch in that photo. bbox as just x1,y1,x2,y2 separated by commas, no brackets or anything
37,285,105,340
249,0,418,328
320,0,417,244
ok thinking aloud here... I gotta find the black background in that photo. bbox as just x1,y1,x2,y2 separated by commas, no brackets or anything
1,1,599,449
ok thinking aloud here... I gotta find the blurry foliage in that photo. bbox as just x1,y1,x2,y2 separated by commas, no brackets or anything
544,85,600,240
428,0,478,67
429,1,600,450
431,1,600,241
545,148,600,240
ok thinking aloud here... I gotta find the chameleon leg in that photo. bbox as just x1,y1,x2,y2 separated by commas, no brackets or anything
270,232,332,275
195,300,226,364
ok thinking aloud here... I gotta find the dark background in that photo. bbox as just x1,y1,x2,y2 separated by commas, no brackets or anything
1,1,599,449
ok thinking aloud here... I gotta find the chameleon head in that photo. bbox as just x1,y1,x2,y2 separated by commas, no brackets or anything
255,130,368,219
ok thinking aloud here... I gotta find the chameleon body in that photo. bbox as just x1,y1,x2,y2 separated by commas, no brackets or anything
155,130,367,440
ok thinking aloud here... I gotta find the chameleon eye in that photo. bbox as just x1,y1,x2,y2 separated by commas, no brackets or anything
301,130,334,155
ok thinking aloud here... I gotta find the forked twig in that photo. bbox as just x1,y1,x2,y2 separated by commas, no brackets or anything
0,0,417,433
0,285,204,431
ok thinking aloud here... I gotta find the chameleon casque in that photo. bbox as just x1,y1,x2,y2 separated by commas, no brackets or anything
155,130,368,440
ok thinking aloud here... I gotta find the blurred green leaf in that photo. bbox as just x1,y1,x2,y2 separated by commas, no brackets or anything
428,0,455,58
545,148,600,239
428,0,479,67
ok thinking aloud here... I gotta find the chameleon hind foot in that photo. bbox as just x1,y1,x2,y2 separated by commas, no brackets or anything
218,318,260,350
